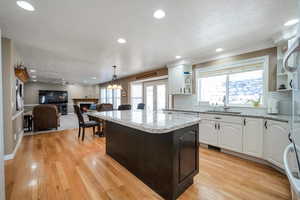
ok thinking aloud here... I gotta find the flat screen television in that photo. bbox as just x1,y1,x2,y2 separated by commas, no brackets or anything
39,90,68,104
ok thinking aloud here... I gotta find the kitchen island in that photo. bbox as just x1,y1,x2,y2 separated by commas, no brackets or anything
88,110,200,200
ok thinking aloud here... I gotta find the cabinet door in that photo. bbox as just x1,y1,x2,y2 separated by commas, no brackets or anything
219,122,243,153
198,120,218,146
264,120,289,169
243,118,263,158
178,129,198,182
168,65,184,94
168,67,176,95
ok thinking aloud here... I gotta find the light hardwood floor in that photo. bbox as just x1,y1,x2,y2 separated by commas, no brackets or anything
5,128,291,200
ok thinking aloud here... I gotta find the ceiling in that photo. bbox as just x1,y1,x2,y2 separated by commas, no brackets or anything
0,0,298,84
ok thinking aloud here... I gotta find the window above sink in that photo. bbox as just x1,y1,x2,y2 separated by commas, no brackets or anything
196,56,269,108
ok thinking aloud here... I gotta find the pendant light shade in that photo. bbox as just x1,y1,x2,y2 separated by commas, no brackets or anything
107,84,113,90
107,66,122,90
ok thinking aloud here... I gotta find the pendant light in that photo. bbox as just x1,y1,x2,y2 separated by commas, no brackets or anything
107,66,122,90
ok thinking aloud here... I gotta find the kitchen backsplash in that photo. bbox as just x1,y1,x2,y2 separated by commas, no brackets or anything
173,91,293,115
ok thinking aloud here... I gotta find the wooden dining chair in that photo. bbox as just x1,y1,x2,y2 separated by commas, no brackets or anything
73,105,101,141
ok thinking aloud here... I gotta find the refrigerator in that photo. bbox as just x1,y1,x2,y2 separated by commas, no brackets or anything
283,1,300,199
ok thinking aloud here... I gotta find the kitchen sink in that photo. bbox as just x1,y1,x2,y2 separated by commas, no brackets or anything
205,110,242,115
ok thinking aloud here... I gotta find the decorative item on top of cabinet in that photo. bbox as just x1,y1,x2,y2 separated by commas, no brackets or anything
243,118,263,158
263,120,290,169
167,63,192,95
14,63,29,83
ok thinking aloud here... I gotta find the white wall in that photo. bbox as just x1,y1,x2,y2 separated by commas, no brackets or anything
0,30,6,200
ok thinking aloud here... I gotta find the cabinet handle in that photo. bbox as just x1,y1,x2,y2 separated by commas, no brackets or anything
264,121,268,129
214,123,217,130
214,117,221,120
180,88,182,93
218,123,220,130
243,119,246,126
290,80,293,89
288,132,293,143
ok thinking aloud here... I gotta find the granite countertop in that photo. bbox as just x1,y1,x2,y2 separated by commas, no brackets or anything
87,110,201,134
164,108,295,123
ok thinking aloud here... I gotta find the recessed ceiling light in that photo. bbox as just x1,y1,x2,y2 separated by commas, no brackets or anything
175,56,181,59
32,80,37,82
216,48,224,52
31,75,37,78
284,19,299,26
16,1,35,11
91,77,97,80
117,38,126,44
153,9,166,19
30,69,36,73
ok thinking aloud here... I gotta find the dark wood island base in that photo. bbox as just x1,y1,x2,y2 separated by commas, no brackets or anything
106,121,199,200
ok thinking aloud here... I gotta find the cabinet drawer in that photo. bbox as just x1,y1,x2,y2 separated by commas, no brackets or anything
200,114,243,124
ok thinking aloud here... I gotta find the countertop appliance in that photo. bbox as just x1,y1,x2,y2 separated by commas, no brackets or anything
283,2,300,199
267,97,280,114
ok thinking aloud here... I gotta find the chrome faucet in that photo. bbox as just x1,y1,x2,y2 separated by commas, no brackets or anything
223,95,230,111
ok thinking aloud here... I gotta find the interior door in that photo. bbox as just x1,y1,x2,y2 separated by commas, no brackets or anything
144,80,168,111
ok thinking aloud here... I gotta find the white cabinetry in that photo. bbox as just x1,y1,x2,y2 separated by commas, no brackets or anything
198,120,218,146
243,118,264,158
168,64,192,95
199,114,243,153
199,113,290,169
219,122,243,153
264,120,290,169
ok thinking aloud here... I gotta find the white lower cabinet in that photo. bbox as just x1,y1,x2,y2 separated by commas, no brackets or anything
243,118,264,158
199,114,290,169
198,120,218,146
264,120,290,169
219,122,243,153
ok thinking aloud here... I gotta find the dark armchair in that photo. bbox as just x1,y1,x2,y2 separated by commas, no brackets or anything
33,104,60,131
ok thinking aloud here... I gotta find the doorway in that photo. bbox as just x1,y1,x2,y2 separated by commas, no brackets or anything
144,79,168,111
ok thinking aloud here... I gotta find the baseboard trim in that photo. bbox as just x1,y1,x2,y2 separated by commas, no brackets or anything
4,130,23,161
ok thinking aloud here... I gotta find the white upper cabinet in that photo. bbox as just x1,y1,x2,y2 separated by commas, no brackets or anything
264,120,290,169
243,118,264,158
198,120,218,146
168,64,192,95
219,122,243,153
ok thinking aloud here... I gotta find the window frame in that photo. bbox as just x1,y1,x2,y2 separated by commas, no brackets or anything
100,87,121,108
130,83,143,109
196,56,269,108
